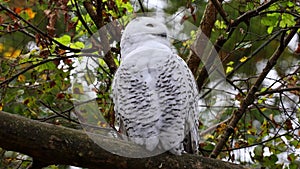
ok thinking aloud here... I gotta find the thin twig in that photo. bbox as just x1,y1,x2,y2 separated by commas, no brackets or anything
138,0,145,14
209,19,300,158
0,55,78,87
210,0,229,24
0,4,81,53
72,0,93,36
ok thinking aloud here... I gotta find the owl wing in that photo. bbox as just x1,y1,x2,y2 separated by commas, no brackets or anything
174,54,199,154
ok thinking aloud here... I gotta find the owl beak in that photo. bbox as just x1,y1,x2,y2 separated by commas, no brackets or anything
152,33,167,38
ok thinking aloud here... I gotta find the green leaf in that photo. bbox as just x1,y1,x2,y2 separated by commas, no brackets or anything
263,154,278,168
261,17,276,26
122,1,134,13
253,145,263,159
267,27,274,34
287,1,294,8
215,20,227,29
35,62,56,72
280,13,295,28
70,41,85,49
54,35,71,46
202,143,215,151
290,140,299,147
246,3,254,11
289,163,298,169
261,13,280,34
268,4,278,11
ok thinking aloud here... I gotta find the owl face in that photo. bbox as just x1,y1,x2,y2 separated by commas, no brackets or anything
122,17,168,39
120,17,171,60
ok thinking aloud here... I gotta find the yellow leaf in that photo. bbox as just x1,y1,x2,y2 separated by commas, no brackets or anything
204,134,214,140
98,121,107,128
0,43,3,52
260,107,266,112
239,56,248,63
11,49,21,58
226,66,233,74
4,48,21,59
41,74,47,80
0,103,3,111
216,123,227,133
247,128,256,135
4,51,12,58
25,8,36,19
17,74,26,82
28,108,38,118
227,61,234,66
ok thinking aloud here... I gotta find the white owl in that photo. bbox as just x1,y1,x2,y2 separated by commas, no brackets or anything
112,17,199,155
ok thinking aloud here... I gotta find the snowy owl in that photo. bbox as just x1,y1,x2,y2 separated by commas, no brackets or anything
112,17,199,155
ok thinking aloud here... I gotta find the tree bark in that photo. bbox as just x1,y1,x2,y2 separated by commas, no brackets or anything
187,0,222,88
0,111,249,169
83,0,118,74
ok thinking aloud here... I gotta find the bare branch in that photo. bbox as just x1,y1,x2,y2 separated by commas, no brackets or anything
210,0,229,24
187,0,221,85
256,87,300,96
191,0,280,90
0,55,78,87
83,0,118,74
72,0,93,35
209,19,300,158
0,4,81,53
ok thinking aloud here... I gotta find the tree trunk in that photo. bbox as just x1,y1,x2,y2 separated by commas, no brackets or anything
0,111,249,169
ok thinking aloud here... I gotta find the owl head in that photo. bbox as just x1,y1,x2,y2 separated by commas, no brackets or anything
120,17,170,57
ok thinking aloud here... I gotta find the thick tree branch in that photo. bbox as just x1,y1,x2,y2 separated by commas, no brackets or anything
84,1,102,29
83,0,118,74
0,111,249,169
190,0,279,90
209,19,300,158
187,0,222,87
